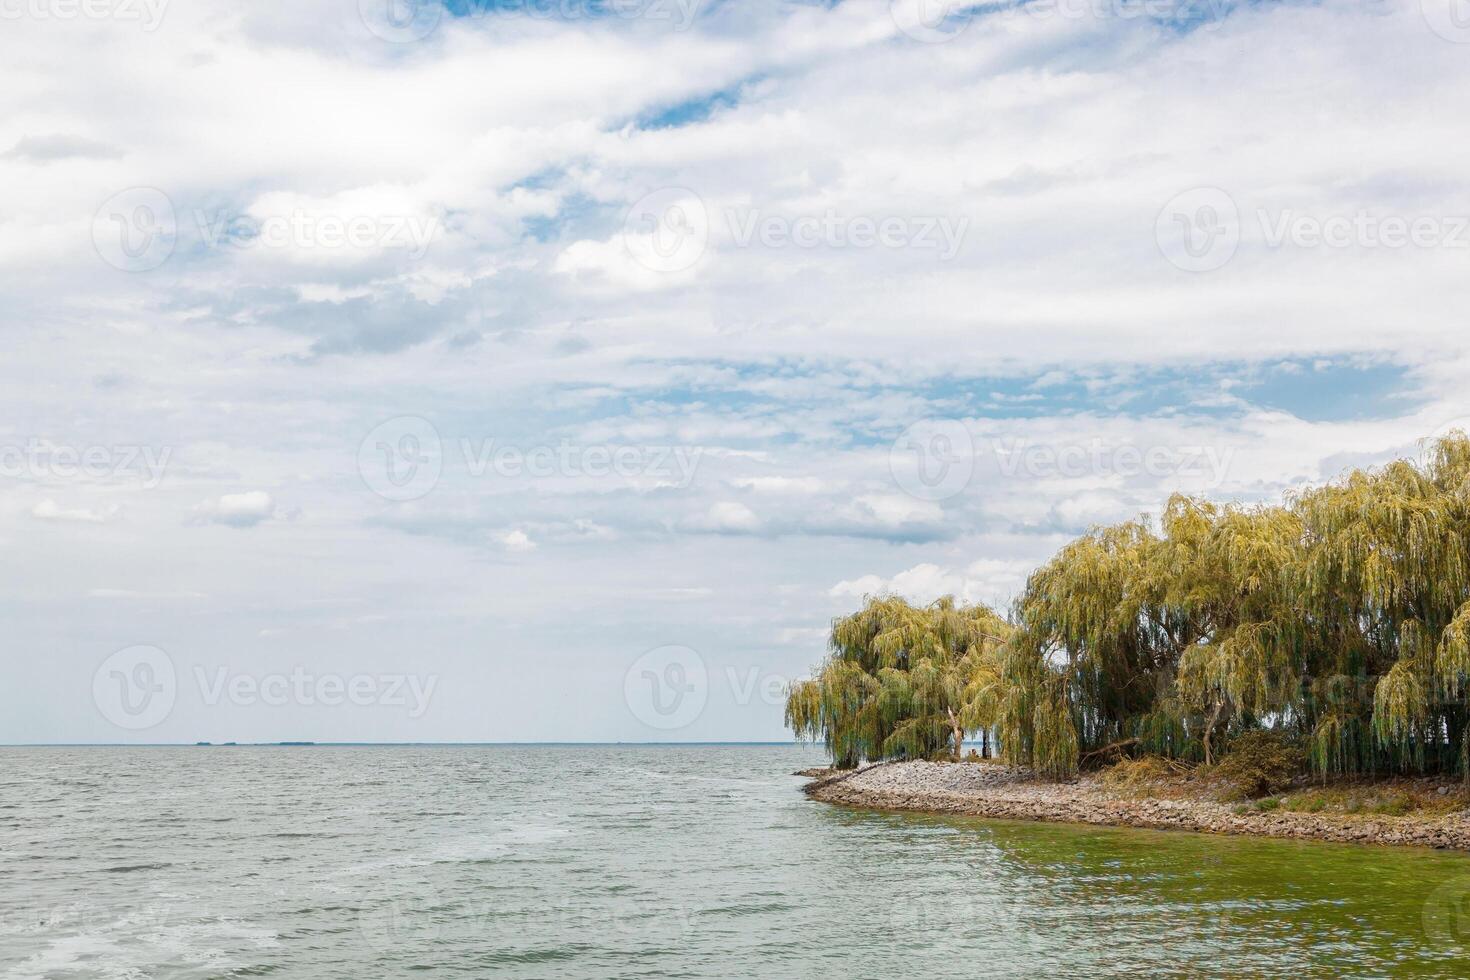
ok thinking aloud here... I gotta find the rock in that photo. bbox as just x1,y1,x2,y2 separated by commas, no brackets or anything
800,760,1470,852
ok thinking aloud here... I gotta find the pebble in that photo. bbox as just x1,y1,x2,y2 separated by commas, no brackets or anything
803,760,1470,851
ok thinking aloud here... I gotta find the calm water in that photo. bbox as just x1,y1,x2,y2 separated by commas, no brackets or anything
3,745,1470,978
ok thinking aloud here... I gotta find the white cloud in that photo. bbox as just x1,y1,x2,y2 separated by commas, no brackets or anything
847,494,942,527
3,0,1469,743
689,501,762,533
191,492,277,528
32,500,118,523
497,528,537,552
830,558,1034,609
87,588,207,600
732,476,830,494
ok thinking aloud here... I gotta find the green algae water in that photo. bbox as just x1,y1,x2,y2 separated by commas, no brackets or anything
3,745,1470,978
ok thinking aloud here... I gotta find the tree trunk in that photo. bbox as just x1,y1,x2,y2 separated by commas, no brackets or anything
981,728,990,759
947,707,964,760
1203,699,1224,766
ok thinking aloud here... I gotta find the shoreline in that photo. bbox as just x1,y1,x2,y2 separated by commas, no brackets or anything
802,760,1470,851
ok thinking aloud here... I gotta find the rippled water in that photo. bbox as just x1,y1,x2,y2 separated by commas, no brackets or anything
3,746,1470,978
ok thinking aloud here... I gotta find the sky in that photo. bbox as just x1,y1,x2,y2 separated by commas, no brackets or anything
3,0,1470,744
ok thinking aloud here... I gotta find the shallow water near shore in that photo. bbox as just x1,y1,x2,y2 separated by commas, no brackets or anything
3,745,1470,978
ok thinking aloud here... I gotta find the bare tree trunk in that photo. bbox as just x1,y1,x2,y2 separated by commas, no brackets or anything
981,728,990,759
947,707,964,760
1203,699,1224,766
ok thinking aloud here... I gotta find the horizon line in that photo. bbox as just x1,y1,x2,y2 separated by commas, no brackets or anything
0,740,809,748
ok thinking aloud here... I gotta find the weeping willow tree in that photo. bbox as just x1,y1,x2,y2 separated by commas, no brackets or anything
785,596,1010,768
997,432,1470,779
795,433,1470,780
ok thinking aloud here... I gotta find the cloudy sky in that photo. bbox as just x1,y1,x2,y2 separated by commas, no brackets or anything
4,0,1469,744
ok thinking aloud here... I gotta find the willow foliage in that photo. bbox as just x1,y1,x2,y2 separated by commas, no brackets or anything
998,432,1470,778
791,433,1470,778
785,596,1009,767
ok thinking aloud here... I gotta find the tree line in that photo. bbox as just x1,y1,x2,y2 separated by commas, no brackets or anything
786,433,1470,778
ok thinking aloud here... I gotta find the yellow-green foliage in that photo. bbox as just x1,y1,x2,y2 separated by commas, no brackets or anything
1100,755,1181,796
785,596,1009,767
791,432,1470,779
1212,730,1305,799
991,432,1470,779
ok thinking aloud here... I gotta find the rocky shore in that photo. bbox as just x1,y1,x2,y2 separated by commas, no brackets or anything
803,760,1470,851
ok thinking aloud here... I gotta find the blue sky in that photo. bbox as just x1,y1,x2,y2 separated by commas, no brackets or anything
2,0,1468,743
